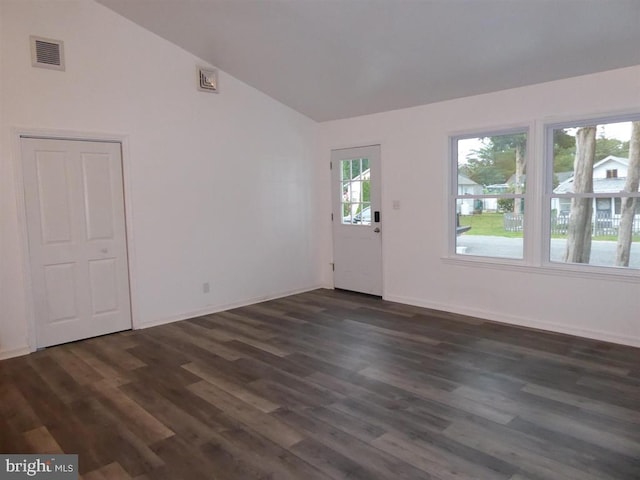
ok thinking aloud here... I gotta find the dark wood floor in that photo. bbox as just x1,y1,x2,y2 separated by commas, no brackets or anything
1,289,640,479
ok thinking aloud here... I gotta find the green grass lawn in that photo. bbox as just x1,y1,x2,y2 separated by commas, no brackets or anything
458,213,523,238
458,212,640,241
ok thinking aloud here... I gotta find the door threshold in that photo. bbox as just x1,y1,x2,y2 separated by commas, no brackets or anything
334,288,382,300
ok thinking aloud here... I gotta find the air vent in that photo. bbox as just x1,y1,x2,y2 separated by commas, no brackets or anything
197,66,218,93
30,36,65,71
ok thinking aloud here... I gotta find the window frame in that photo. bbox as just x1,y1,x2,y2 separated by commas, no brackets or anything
445,112,640,281
448,126,531,263
542,113,640,273
339,156,372,226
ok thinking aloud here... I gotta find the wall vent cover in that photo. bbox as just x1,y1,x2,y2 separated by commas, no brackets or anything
30,36,65,71
197,66,218,93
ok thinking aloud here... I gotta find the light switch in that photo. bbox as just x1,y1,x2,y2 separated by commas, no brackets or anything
392,200,401,210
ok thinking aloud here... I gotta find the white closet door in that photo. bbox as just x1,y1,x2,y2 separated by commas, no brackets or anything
21,137,132,347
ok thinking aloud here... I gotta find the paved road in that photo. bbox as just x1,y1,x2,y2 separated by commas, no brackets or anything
457,235,640,269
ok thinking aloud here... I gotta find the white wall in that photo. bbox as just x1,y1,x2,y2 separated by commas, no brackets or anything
319,66,640,347
0,0,322,358
2,0,638,359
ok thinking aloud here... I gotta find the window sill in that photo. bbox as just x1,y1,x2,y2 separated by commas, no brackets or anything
441,255,640,283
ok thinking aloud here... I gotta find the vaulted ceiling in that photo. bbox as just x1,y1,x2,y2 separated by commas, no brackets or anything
97,0,640,122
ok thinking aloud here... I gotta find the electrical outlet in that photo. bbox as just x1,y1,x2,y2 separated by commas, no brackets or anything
202,282,210,293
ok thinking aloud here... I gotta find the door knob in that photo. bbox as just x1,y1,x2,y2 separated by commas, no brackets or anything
373,227,380,233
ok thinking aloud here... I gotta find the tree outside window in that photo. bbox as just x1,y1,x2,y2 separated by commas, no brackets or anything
550,120,640,269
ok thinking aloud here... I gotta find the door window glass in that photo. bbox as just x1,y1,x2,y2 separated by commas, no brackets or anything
341,158,371,225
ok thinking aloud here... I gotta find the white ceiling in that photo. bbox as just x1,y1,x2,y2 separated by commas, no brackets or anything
96,0,640,122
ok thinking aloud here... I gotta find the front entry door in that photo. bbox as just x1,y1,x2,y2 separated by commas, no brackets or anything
21,137,132,348
331,145,382,295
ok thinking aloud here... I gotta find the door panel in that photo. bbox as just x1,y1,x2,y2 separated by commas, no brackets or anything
44,263,78,323
332,145,382,295
88,258,119,314
35,151,73,244
22,137,132,348
82,153,116,240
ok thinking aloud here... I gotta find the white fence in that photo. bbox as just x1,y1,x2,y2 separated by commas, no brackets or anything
504,212,640,235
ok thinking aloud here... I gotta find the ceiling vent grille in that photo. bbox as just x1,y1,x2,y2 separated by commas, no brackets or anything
197,66,218,93
30,36,65,71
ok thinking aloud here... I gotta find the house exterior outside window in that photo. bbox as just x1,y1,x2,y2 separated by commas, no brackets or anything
552,156,638,236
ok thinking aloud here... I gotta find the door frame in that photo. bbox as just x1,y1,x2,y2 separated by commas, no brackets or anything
330,142,385,297
12,127,138,352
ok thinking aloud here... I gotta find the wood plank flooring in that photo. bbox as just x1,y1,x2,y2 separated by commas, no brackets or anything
1,288,639,479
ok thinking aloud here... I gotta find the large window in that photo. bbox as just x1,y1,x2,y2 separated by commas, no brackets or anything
547,118,640,269
452,130,528,260
449,115,640,273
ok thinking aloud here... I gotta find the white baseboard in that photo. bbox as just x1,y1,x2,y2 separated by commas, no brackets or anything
0,345,31,360
384,293,640,348
135,284,324,330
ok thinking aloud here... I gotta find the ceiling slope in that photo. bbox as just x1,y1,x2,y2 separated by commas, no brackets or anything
96,0,640,121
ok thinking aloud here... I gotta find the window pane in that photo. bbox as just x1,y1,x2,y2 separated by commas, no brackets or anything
342,203,371,225
457,133,527,192
550,197,640,268
552,121,635,194
550,119,639,269
362,179,370,202
455,199,523,259
356,204,371,225
340,157,372,225
454,131,527,260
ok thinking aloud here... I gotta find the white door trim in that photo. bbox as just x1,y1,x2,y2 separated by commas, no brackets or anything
12,127,139,352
